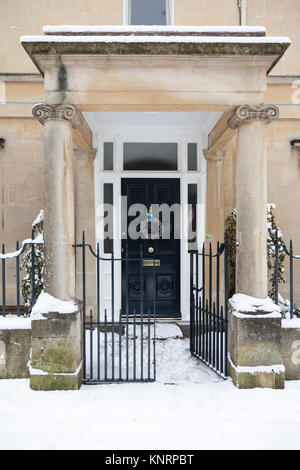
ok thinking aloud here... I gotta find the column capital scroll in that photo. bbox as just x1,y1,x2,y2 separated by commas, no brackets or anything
32,103,83,130
227,104,279,129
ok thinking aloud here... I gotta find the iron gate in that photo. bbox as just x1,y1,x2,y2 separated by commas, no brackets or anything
190,237,229,378
74,232,157,384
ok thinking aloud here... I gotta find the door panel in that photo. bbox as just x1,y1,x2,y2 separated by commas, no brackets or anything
121,178,180,318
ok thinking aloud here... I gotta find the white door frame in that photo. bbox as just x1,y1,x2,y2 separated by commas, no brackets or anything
94,125,207,320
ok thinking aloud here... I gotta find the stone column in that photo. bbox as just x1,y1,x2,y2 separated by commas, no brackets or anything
227,105,284,389
203,149,226,245
32,104,82,301
228,104,279,298
74,149,97,312
203,150,226,301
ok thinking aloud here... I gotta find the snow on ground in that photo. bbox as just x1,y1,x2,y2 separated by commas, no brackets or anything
1,333,300,450
0,377,300,450
85,330,221,384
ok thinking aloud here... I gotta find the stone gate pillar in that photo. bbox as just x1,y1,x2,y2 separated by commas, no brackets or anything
33,103,80,301
227,104,285,389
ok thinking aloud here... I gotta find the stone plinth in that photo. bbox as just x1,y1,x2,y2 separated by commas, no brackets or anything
0,317,31,379
228,294,285,389
30,308,82,391
281,319,300,380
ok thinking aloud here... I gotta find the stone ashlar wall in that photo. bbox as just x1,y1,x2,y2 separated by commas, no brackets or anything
282,320,300,380
0,326,31,379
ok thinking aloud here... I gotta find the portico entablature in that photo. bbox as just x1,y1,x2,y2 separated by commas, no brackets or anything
20,28,290,112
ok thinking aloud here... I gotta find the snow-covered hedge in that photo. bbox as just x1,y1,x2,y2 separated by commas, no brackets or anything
21,210,44,316
225,204,285,301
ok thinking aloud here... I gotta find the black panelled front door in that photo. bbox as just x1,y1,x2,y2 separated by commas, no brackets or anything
121,178,180,318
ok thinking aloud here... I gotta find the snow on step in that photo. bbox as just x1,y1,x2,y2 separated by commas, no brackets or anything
127,322,183,339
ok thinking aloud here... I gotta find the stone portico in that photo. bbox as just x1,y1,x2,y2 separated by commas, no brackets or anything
20,26,290,389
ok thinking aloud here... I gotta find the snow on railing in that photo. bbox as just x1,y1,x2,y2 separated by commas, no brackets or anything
0,231,44,317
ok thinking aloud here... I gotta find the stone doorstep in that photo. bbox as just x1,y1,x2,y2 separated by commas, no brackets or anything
84,321,190,340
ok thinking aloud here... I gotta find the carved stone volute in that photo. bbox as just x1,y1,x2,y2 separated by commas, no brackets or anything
32,103,82,129
228,104,279,129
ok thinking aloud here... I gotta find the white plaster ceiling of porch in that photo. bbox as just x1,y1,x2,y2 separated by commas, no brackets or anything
83,111,222,138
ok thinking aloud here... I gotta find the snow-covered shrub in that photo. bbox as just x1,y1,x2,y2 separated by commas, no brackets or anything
21,210,44,316
225,204,286,301
267,204,286,300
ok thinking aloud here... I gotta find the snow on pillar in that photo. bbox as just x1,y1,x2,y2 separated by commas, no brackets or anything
32,103,81,301
228,104,279,299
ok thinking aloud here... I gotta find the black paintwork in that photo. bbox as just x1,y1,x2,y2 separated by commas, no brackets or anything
121,178,181,318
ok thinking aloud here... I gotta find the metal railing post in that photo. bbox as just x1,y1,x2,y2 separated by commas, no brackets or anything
290,239,294,319
31,230,35,307
275,230,279,305
2,244,6,317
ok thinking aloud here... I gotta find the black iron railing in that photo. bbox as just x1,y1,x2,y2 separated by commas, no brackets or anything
273,231,300,319
190,236,229,378
0,231,42,316
74,232,157,384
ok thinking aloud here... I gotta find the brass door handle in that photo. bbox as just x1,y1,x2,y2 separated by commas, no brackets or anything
148,247,154,254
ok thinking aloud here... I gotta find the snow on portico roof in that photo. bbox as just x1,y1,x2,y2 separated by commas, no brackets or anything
42,25,267,36
20,27,291,76
21,35,291,45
